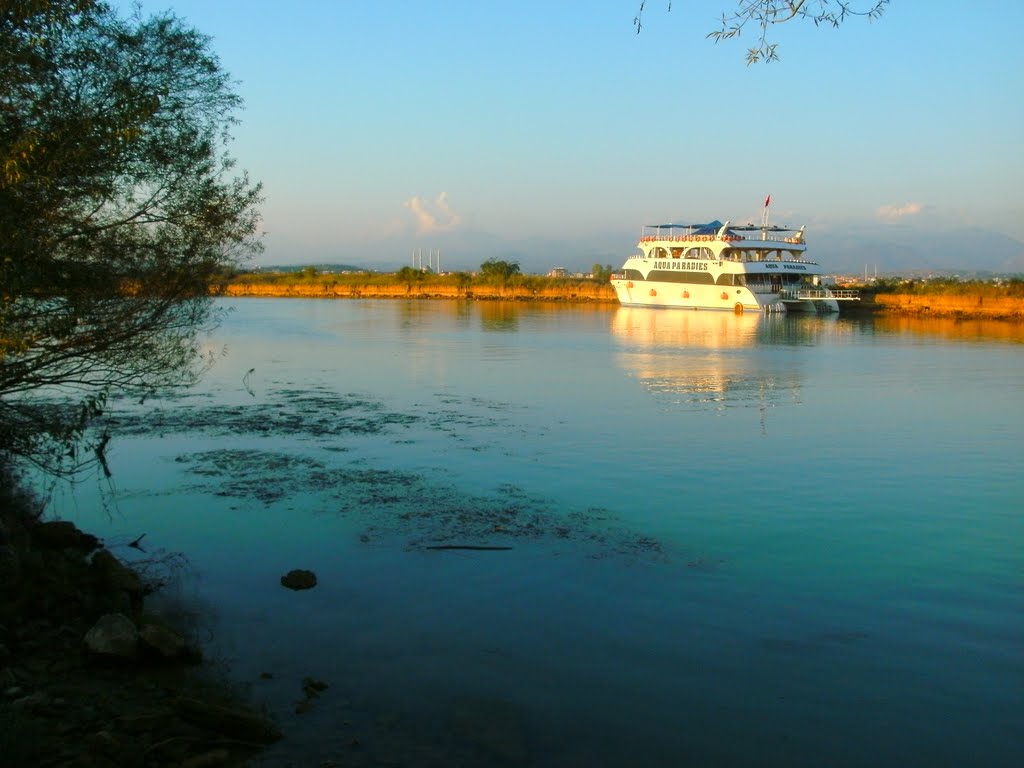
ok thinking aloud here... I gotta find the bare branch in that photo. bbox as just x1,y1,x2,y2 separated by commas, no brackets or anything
640,1,889,63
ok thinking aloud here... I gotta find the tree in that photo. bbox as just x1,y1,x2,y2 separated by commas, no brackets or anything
395,265,424,288
634,1,889,63
591,264,614,281
0,1,263,475
479,259,521,280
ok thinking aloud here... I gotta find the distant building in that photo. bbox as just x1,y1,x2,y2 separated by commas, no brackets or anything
548,266,568,278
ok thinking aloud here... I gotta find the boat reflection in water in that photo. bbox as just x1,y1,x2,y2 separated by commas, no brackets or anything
610,307,837,417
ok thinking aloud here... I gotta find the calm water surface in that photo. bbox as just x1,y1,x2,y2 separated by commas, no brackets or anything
61,299,1023,767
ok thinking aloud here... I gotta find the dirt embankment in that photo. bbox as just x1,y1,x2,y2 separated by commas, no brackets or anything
222,281,618,302
871,293,1024,319
222,281,1024,320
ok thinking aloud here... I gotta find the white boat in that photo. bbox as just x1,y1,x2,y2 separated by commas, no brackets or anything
610,210,858,313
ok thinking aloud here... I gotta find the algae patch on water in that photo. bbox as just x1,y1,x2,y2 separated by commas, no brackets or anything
171,447,664,562
103,387,668,563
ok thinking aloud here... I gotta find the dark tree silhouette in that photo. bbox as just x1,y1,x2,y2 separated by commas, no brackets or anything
1,1,263,474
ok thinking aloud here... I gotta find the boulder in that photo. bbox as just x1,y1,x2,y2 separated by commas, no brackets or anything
173,697,282,743
32,520,100,552
91,549,144,596
138,621,190,661
83,613,140,660
280,569,317,590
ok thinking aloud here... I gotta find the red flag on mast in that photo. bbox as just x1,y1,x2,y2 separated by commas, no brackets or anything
764,194,771,208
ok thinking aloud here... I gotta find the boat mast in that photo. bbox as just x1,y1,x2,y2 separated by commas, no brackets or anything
761,194,771,238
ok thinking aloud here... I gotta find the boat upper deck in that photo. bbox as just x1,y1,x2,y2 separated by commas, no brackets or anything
636,220,807,258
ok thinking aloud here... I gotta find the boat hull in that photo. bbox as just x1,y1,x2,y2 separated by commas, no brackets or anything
611,279,793,313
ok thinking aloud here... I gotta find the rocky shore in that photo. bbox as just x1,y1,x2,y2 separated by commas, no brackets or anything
0,498,279,768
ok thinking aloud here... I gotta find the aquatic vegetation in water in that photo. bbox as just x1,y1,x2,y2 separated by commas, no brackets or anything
103,386,672,563
169,447,666,563
103,388,419,440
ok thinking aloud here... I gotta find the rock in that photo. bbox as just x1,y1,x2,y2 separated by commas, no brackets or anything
11,691,49,711
0,667,17,688
32,520,100,552
181,749,232,768
90,550,144,596
87,730,122,757
0,544,20,585
280,569,317,590
138,621,194,661
83,613,140,660
116,711,181,735
174,697,282,743
302,676,328,698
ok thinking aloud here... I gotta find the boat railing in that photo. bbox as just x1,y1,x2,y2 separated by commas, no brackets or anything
780,288,860,301
638,234,805,245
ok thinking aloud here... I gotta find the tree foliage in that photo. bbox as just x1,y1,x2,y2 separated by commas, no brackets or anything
479,258,521,280
634,1,889,63
591,264,614,281
396,265,424,285
0,0,262,474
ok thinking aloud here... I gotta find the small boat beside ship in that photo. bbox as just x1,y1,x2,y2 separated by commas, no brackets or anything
611,204,858,313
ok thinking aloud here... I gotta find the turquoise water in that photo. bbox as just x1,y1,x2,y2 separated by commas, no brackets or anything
61,299,1023,767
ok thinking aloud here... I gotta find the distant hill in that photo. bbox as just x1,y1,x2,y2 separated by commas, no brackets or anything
814,227,1024,276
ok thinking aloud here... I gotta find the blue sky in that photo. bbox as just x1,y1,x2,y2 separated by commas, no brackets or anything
121,1,1024,274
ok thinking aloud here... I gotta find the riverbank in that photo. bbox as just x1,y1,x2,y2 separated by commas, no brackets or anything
222,278,616,303
222,279,1024,320
0,478,279,767
868,292,1024,320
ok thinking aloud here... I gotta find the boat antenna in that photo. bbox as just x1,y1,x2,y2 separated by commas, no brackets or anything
761,193,771,230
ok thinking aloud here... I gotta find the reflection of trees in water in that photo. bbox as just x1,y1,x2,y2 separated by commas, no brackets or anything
479,303,519,332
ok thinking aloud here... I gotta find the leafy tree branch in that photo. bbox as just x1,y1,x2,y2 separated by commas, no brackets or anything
1,0,263,476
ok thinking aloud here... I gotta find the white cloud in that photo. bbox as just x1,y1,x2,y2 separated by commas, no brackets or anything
403,192,462,234
876,202,924,219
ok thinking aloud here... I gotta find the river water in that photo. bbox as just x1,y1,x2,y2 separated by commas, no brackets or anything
58,298,1022,767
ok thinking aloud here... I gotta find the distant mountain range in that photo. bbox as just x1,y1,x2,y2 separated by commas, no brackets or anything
812,226,1024,276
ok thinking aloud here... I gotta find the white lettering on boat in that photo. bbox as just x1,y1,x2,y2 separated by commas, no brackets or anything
654,261,709,271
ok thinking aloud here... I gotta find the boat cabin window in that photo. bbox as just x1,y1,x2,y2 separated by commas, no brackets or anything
648,269,715,285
